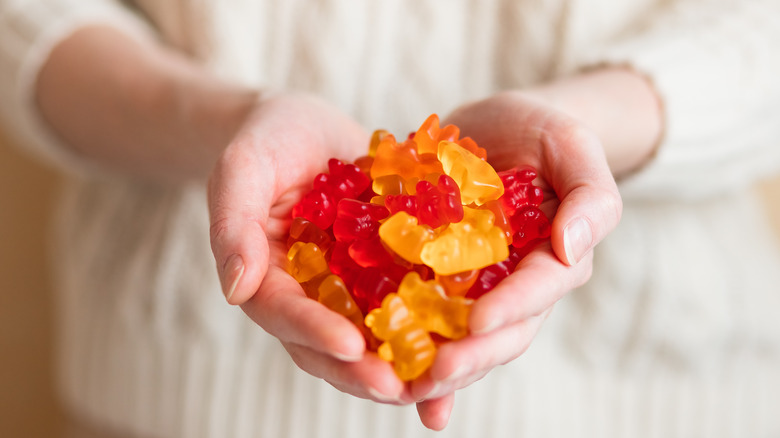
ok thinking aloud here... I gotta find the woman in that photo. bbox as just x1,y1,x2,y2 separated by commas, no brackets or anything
1,0,779,436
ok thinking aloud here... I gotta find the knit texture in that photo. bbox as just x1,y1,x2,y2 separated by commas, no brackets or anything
2,1,780,437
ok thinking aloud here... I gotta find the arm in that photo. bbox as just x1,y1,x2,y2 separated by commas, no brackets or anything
413,1,780,427
412,67,659,428
580,0,780,199
36,25,258,182
35,24,415,407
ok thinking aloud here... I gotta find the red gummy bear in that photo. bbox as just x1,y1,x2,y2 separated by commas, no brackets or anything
384,174,464,229
292,159,372,230
332,199,389,242
510,205,551,249
291,190,336,230
498,168,544,216
351,267,401,314
415,174,464,229
287,217,333,251
466,247,524,299
313,159,371,202
384,194,417,217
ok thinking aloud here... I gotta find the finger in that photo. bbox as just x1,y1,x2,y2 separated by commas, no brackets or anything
469,244,591,334
241,261,367,361
283,342,410,404
416,393,455,431
411,310,550,403
208,134,276,305
537,120,622,266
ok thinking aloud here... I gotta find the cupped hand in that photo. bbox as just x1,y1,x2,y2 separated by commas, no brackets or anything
411,90,623,428
207,93,412,404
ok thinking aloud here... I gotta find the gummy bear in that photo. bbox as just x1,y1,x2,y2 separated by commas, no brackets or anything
291,189,337,230
317,274,364,328
370,135,443,182
510,204,552,249
351,267,400,313
348,235,396,269
420,207,508,275
415,174,464,228
396,272,472,339
383,192,418,217
287,241,330,299
478,200,512,244
378,211,436,265
287,217,333,252
371,174,406,196
287,241,329,283
413,114,461,155
313,158,371,202
466,246,526,299
364,293,436,381
436,269,479,297
437,141,503,206
332,199,389,242
498,167,544,216
414,114,487,160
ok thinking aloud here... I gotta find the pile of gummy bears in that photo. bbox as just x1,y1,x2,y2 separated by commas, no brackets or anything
286,115,550,381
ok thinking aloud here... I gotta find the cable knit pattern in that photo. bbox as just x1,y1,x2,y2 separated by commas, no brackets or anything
2,1,780,437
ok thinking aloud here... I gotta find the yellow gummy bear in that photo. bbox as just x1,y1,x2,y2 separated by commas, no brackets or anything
378,211,435,265
397,272,472,340
365,293,436,381
420,207,509,275
437,141,503,205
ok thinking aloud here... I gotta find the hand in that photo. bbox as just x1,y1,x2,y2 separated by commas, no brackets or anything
207,93,413,404
410,89,624,428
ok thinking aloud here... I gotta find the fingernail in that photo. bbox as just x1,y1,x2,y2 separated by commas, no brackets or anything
417,382,441,401
331,350,363,362
368,386,401,404
221,254,244,302
442,364,471,382
563,218,593,266
472,315,504,335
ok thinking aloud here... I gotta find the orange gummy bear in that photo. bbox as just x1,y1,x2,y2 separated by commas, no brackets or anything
317,274,364,328
370,135,443,183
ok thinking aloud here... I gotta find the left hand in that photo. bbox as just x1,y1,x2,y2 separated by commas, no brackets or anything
411,89,625,429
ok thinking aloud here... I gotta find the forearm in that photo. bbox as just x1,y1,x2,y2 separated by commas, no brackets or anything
525,67,664,178
35,25,258,182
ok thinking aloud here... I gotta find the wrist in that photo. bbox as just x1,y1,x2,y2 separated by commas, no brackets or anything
525,67,664,177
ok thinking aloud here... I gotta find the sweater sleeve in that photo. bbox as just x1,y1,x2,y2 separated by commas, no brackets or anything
579,0,780,201
0,0,154,175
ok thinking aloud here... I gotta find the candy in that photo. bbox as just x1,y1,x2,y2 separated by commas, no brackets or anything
364,293,436,381
378,211,435,265
437,141,503,206
287,114,551,381
419,207,509,275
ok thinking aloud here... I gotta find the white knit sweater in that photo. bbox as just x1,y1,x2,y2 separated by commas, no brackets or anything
2,1,780,437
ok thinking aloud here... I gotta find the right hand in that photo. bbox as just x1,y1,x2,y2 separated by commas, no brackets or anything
207,93,413,404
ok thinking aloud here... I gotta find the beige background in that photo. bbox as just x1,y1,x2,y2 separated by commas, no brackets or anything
1,129,779,437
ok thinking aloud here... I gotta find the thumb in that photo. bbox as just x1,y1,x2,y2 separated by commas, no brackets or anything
208,136,275,304
545,127,623,266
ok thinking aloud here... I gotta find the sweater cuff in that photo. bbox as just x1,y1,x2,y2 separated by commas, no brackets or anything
576,0,780,200
0,0,154,176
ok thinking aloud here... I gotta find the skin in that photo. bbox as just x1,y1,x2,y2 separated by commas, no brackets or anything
36,25,661,431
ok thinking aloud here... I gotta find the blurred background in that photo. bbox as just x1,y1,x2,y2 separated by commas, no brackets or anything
1,127,779,437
